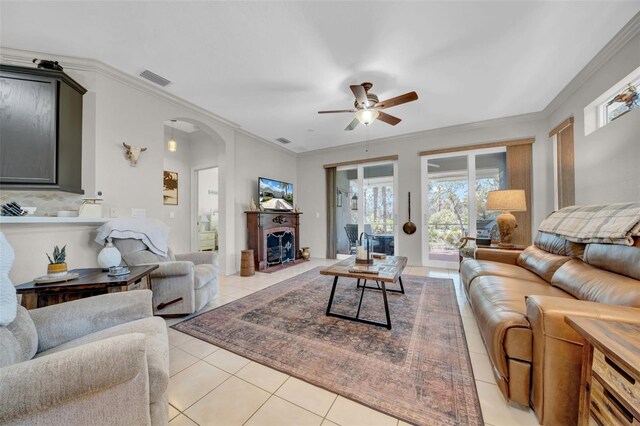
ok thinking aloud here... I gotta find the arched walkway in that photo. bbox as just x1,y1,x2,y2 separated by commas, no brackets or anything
165,117,236,275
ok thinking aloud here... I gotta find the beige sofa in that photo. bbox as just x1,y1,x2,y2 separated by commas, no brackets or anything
460,232,640,425
0,290,169,425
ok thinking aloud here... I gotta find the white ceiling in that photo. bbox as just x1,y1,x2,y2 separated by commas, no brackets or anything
2,1,639,153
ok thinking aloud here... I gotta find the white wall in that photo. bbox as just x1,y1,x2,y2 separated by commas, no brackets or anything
546,30,640,204
190,130,219,171
297,116,552,266
233,132,298,262
0,48,289,281
197,167,219,217
163,126,192,253
2,21,638,282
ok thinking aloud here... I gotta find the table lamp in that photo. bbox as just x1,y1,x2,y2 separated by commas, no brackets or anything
198,215,210,232
486,189,527,247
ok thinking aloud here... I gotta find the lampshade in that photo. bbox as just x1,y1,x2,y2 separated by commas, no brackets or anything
486,190,527,212
199,215,210,223
355,108,379,125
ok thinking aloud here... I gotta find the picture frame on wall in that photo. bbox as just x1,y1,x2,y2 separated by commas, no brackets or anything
163,171,178,205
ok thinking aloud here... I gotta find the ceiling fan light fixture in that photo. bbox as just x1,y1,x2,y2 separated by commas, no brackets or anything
355,108,379,125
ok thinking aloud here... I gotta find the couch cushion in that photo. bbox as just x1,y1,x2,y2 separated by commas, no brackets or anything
534,231,585,257
35,317,169,403
194,264,217,290
0,306,38,368
582,242,640,280
516,246,572,283
551,259,640,307
460,259,545,292
469,275,574,379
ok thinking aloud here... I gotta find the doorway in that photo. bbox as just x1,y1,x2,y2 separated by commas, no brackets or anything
421,147,507,268
195,167,219,253
336,161,398,258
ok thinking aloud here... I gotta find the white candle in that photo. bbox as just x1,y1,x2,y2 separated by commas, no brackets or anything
356,246,366,260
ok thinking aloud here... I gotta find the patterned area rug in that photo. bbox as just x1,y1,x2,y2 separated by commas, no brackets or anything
173,267,483,425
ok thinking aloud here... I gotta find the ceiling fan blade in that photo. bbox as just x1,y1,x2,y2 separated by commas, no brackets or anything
318,109,357,114
377,111,402,126
345,117,359,131
374,91,418,110
350,84,369,108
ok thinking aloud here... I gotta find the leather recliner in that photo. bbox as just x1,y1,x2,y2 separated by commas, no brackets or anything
460,232,640,425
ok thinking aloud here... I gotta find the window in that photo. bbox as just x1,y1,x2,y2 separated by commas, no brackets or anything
584,65,640,136
598,78,640,127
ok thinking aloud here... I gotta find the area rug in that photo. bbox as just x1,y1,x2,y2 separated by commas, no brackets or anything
173,267,483,425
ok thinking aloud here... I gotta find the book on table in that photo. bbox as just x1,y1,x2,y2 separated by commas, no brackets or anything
348,265,380,274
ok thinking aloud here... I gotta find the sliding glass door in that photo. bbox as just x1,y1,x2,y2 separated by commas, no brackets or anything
421,148,506,268
336,161,397,258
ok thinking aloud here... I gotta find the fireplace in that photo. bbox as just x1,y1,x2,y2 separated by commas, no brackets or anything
265,228,295,267
245,211,302,272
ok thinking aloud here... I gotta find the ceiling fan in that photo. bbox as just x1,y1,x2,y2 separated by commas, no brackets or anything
318,82,418,131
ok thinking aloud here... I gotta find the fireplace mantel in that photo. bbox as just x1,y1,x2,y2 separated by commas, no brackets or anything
245,211,302,272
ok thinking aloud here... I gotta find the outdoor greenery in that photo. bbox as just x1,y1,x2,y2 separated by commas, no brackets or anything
363,183,394,234
427,176,501,251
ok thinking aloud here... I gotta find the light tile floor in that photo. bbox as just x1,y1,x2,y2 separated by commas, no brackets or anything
166,259,539,426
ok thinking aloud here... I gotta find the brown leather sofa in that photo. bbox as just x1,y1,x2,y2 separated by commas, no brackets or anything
460,231,640,425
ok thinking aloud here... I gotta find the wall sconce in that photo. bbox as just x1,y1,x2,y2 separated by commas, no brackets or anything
337,190,343,207
351,194,358,210
167,119,177,152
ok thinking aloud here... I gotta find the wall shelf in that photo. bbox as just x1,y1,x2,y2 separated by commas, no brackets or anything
0,217,109,224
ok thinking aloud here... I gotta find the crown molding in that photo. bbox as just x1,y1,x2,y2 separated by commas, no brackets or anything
298,111,545,157
2,9,638,159
234,128,301,157
542,11,640,117
0,47,246,131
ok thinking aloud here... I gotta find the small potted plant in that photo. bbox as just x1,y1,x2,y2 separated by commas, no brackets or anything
46,245,67,277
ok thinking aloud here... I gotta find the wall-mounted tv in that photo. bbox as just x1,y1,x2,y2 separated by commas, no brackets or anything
259,177,294,211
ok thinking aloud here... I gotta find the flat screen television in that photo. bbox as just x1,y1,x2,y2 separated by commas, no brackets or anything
259,177,294,211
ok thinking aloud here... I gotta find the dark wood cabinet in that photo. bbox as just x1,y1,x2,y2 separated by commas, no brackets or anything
0,64,87,193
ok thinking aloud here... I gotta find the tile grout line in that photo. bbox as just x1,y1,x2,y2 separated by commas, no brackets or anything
176,371,236,417
241,393,277,426
322,394,340,424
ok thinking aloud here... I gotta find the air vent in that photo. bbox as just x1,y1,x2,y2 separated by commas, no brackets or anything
275,137,292,145
139,69,171,87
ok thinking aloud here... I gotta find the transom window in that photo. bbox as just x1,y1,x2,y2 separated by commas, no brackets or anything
597,77,640,127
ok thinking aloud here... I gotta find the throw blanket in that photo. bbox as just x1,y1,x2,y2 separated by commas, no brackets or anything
95,218,170,256
0,233,17,326
539,202,640,245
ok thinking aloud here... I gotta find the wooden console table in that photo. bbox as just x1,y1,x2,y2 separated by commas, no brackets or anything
565,316,640,426
15,265,158,309
246,211,302,272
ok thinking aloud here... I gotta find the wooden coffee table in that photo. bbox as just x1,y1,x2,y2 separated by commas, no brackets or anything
15,265,158,309
320,256,407,329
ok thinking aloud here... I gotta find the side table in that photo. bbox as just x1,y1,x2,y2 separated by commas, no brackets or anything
15,265,159,310
565,316,640,426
